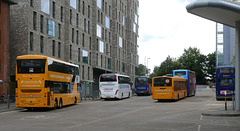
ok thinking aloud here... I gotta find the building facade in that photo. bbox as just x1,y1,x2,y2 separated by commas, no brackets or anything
216,23,234,67
0,0,16,102
9,0,139,91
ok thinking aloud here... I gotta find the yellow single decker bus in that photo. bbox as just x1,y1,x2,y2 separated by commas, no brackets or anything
152,76,187,101
15,55,81,109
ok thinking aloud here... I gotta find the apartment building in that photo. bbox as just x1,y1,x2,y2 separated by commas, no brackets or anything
9,0,139,88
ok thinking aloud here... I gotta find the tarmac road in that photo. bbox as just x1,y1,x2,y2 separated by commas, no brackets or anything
0,88,239,131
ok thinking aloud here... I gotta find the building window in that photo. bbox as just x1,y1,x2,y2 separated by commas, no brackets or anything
78,48,81,62
72,28,74,43
41,0,50,14
84,18,86,32
33,12,37,30
52,40,55,56
82,1,85,15
82,65,84,79
70,0,77,9
58,24,61,39
70,9,72,25
89,37,91,50
40,15,44,33
30,32,33,51
105,16,110,29
78,0,81,12
58,42,61,58
82,33,85,47
30,0,33,7
40,36,44,53
52,1,55,18
122,63,125,72
70,45,72,60
88,5,90,18
82,50,88,64
97,24,101,38
99,40,104,53
61,6,63,22
97,0,101,9
88,67,90,80
88,20,90,34
119,37,122,47
47,19,55,36
76,30,79,45
76,13,79,27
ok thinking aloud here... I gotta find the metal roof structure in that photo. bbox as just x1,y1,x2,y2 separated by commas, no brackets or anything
186,0,240,27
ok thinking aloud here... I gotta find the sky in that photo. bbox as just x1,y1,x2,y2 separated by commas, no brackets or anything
138,0,216,73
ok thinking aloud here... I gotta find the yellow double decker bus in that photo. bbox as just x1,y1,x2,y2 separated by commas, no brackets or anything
15,55,80,110
152,76,187,101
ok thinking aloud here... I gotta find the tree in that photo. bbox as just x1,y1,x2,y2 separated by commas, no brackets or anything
178,47,207,84
135,64,149,76
205,52,216,83
150,56,180,77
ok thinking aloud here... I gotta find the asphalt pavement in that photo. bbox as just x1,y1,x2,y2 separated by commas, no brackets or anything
1,90,240,117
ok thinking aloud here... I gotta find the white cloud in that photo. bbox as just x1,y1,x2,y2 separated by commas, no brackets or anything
138,0,216,72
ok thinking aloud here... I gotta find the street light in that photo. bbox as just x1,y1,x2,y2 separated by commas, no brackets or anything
146,58,151,76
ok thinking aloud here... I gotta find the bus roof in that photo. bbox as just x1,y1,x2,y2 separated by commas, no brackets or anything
173,69,195,73
216,66,234,69
16,55,79,68
101,73,130,77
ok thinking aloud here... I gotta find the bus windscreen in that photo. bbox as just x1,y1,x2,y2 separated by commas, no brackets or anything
154,78,172,87
100,74,117,82
17,59,46,74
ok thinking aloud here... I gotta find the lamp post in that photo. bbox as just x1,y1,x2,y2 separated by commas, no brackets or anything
146,58,151,76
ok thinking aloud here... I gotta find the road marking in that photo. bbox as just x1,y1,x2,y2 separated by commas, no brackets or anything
0,110,24,115
197,125,201,131
200,115,203,121
66,105,156,129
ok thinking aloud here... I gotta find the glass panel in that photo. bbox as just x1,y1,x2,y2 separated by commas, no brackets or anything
119,37,122,48
17,59,46,74
154,77,172,87
97,0,101,9
99,40,104,53
82,50,88,64
100,74,116,82
41,0,50,14
47,19,55,37
97,24,101,38
70,0,77,9
105,16,110,29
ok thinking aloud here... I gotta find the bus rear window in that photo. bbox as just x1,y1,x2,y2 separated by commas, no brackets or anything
100,75,117,82
154,78,172,87
17,59,46,74
175,71,186,75
136,77,148,85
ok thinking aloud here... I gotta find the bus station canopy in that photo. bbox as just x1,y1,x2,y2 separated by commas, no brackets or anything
186,0,240,28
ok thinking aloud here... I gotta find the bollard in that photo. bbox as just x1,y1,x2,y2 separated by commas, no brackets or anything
225,95,227,110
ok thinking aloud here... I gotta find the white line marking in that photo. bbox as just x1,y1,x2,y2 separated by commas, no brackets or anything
197,125,201,131
200,115,203,121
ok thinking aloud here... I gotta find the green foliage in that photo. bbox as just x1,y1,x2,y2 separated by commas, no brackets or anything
148,47,216,84
135,64,149,76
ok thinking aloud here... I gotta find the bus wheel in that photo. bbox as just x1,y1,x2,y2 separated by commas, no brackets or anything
59,99,63,109
54,99,58,110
